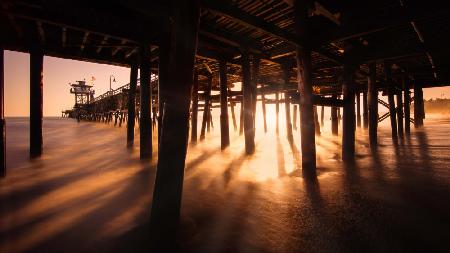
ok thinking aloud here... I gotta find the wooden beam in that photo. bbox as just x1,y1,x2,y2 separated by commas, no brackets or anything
202,0,343,64
96,35,108,53
36,21,45,44
80,31,89,51
112,40,127,56
125,47,138,59
61,27,66,48
2,3,160,45
316,3,448,44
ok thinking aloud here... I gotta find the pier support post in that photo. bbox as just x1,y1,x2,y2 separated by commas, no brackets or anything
342,42,357,162
396,88,404,138
200,76,212,140
314,106,321,135
294,0,316,176
261,84,267,132
30,48,43,158
356,92,361,128
149,1,200,251
239,99,243,135
139,44,152,159
414,81,424,127
1,49,4,177
293,105,297,130
127,60,138,147
331,95,338,135
158,33,170,144
320,106,324,127
385,62,398,140
403,76,411,134
242,51,255,154
206,104,211,133
230,99,237,131
219,60,230,149
191,73,199,142
368,62,378,147
362,91,368,129
251,57,259,130
282,66,293,142
275,86,280,134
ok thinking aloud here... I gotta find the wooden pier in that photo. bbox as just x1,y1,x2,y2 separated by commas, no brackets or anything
1,0,449,251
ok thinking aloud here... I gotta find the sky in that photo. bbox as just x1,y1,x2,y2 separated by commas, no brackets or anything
3,50,450,116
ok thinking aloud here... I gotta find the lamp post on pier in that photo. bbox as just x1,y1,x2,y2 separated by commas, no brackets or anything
109,75,116,92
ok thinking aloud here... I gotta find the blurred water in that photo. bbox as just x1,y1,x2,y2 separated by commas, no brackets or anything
1,111,450,252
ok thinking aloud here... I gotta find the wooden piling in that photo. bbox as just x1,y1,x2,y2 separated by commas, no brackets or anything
356,92,361,128
251,58,259,130
368,62,378,147
261,84,267,132
342,42,356,162
282,66,293,141
30,48,43,158
403,76,411,134
158,33,170,144
331,97,338,135
206,104,211,133
294,0,316,176
293,105,297,130
139,44,152,159
239,99,244,135
152,105,158,128
314,106,321,135
414,81,424,127
229,94,237,131
385,62,398,140
396,89,404,138
200,76,212,140
219,60,230,149
191,73,199,142
242,51,255,154
149,1,200,251
320,106,324,127
127,61,138,147
275,88,279,134
1,49,4,177
362,91,368,129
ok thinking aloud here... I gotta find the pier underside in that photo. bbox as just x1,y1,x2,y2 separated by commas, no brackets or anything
1,0,450,251
1,117,449,252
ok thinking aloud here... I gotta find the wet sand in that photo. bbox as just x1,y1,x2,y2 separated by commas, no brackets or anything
1,116,450,252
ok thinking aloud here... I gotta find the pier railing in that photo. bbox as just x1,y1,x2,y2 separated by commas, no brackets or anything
89,75,158,104
90,80,138,104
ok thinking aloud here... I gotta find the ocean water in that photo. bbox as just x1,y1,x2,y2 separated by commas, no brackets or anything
1,112,450,252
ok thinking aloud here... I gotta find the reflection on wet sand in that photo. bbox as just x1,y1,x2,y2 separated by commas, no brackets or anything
1,117,450,252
